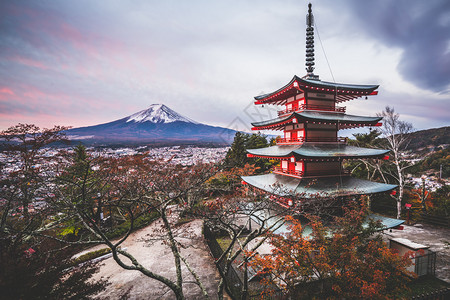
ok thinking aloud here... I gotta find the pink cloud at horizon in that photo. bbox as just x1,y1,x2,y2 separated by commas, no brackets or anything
0,88,15,96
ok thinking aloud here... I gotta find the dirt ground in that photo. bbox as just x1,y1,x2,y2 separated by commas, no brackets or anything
84,217,220,299
383,223,450,283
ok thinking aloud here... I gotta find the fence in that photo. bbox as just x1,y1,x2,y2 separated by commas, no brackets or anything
414,251,436,277
203,224,284,300
411,288,450,300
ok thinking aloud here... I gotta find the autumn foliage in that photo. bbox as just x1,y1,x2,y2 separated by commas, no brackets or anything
247,200,415,299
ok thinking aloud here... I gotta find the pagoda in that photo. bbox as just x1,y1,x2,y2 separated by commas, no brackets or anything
241,3,397,208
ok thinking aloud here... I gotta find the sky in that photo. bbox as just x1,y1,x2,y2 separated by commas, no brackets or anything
0,0,449,134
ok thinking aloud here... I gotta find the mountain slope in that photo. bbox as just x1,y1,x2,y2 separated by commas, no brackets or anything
66,104,236,146
405,126,449,150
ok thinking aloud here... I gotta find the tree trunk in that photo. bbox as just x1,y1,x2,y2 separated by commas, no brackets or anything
242,257,248,300
396,160,403,219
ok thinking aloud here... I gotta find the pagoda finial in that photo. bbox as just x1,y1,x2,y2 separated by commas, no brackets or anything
305,3,319,80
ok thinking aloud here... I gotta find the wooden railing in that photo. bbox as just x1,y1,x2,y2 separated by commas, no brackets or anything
273,167,351,178
275,137,347,144
278,104,346,116
276,137,305,144
273,167,303,177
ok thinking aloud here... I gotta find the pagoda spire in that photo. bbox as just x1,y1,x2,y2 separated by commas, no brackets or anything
305,3,319,80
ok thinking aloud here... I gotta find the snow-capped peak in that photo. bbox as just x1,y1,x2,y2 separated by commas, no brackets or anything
126,104,199,124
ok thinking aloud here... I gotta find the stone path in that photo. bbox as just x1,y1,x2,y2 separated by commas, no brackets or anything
383,223,450,283
86,217,220,299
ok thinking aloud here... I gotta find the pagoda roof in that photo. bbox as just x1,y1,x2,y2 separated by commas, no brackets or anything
254,76,379,105
241,173,397,198
251,111,382,130
250,210,403,237
247,144,389,159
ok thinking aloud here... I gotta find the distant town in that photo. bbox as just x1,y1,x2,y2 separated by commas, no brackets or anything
0,145,229,177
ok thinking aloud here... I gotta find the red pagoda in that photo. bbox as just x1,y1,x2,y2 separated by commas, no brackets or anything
241,3,397,206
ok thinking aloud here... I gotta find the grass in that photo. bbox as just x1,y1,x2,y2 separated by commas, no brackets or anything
105,211,159,239
216,236,248,252
72,248,111,266
216,237,232,251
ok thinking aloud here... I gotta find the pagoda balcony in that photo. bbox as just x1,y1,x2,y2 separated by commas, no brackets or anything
276,137,305,144
276,137,348,145
273,167,304,178
277,104,346,116
273,167,351,178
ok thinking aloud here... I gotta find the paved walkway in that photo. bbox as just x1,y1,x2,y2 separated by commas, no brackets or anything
86,217,220,299
383,223,450,283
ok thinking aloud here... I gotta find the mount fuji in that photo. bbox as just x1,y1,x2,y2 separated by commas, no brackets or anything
65,104,237,146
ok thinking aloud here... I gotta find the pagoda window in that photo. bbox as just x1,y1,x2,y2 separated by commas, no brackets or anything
295,161,304,172
298,129,305,137
281,160,288,170
298,97,306,106
286,96,296,103
285,131,291,139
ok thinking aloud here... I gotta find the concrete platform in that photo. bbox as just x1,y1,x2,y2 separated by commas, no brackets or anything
383,223,450,283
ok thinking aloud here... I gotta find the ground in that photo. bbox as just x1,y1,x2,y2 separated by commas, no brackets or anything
383,223,450,283
79,217,221,299
77,216,449,299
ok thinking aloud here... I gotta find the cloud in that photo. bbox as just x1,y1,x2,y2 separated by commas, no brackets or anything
0,0,448,131
346,0,450,93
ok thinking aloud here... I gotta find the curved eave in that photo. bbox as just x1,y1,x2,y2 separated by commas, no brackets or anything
251,113,296,130
251,111,382,131
247,145,300,158
241,173,397,198
254,76,379,105
298,76,378,93
254,77,302,105
246,145,390,160
292,145,389,159
367,214,405,231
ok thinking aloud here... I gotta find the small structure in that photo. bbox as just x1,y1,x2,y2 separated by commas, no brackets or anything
390,238,436,276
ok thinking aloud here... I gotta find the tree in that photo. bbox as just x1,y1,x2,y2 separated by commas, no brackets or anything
348,129,386,181
53,151,218,300
224,132,271,172
0,124,107,299
378,106,413,219
196,188,287,300
428,184,449,217
0,123,69,223
224,132,248,168
0,237,109,299
248,200,415,299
